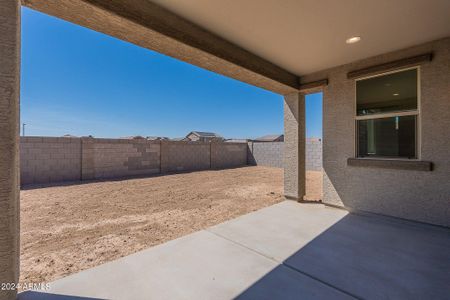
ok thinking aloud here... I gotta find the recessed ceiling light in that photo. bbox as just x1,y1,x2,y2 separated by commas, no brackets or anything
346,36,361,44
393,93,399,96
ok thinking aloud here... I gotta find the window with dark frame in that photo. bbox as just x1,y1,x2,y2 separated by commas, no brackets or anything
356,68,419,159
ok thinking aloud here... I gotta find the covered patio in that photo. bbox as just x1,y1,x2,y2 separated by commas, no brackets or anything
19,201,450,299
1,1,450,299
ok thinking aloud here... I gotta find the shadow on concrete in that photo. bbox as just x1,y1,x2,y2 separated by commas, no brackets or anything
18,291,105,300
236,212,450,299
235,264,352,300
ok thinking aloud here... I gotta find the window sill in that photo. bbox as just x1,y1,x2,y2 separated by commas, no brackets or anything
347,158,432,171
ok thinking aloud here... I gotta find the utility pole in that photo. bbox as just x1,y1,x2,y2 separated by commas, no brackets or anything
22,123,26,137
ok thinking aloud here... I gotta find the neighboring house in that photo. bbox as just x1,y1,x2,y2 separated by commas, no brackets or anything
62,134,78,138
254,134,284,142
121,136,170,141
171,137,189,141
185,131,224,142
147,136,169,141
120,136,145,140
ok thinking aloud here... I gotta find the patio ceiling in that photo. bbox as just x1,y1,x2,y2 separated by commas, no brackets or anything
151,0,450,75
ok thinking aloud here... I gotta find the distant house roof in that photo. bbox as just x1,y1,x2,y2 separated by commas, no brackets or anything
120,136,145,140
147,136,169,141
171,137,189,141
254,134,284,142
62,134,77,138
188,131,222,138
225,139,250,143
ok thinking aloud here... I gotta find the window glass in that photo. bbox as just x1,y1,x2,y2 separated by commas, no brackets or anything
356,69,417,116
357,115,416,158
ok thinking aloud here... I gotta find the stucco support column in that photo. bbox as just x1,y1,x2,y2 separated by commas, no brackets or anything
283,93,305,201
0,0,20,299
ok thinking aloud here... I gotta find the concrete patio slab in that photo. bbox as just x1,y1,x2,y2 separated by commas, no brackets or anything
208,201,348,261
28,230,278,300
20,228,351,300
19,201,450,300
234,265,352,300
284,212,450,300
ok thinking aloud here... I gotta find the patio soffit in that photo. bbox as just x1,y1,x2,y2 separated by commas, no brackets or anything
150,0,450,76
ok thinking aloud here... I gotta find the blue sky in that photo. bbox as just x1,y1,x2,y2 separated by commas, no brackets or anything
21,7,322,139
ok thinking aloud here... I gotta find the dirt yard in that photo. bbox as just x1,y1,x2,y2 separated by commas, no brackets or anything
20,166,322,285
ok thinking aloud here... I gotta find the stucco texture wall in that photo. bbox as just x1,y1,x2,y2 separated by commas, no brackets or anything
0,0,20,298
301,37,450,227
283,93,306,200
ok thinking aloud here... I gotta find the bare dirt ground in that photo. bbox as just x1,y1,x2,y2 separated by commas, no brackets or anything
20,166,322,285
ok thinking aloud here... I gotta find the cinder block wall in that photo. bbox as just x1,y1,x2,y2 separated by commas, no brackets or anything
249,142,284,168
248,139,322,170
20,137,81,185
82,138,160,180
211,142,247,169
161,141,211,173
20,137,325,186
20,137,249,185
306,138,322,171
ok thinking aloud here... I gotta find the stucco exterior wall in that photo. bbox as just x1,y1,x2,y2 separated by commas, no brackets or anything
301,37,450,227
283,93,306,200
0,1,20,298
